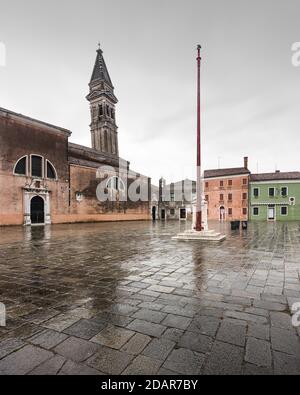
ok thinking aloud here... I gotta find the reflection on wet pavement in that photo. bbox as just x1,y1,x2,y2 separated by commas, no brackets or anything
0,220,300,375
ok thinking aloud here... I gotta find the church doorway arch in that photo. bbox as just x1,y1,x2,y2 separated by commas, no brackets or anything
30,196,45,224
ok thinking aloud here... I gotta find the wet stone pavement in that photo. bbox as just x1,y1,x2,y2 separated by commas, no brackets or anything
0,220,300,375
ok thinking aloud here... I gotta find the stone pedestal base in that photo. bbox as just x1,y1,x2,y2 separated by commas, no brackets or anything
172,229,226,242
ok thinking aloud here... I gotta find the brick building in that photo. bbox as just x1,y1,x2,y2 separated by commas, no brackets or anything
0,46,150,226
204,157,250,221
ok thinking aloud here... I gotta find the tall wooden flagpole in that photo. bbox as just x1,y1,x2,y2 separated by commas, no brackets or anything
195,45,202,231
173,45,226,241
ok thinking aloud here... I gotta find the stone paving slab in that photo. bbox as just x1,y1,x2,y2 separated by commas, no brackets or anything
0,221,300,375
91,325,135,349
0,345,53,375
53,337,100,362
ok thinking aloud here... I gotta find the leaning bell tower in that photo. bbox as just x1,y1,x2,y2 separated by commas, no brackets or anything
86,45,119,156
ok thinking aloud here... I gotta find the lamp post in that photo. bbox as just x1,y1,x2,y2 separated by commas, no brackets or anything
195,45,202,231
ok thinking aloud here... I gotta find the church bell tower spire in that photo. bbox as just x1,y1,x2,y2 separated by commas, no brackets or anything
86,45,119,156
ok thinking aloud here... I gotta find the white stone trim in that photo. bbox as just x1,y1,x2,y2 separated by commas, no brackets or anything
30,154,44,178
280,186,288,197
251,180,300,185
250,202,290,206
252,186,260,198
252,206,260,216
13,155,28,176
280,206,289,216
45,159,58,180
23,189,51,226
268,187,275,197
204,174,249,181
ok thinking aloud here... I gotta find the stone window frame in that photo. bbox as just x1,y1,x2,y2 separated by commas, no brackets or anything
30,154,44,179
13,155,28,177
253,207,260,216
280,206,288,216
14,155,57,180
45,159,58,181
281,186,288,197
253,187,260,198
268,187,275,197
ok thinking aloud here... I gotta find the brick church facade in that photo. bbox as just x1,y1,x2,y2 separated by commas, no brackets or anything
0,47,150,226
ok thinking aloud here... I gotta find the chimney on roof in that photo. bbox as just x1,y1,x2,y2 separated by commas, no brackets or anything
244,156,248,169
276,170,280,173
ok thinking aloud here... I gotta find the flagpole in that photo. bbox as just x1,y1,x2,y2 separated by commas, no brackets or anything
195,44,202,231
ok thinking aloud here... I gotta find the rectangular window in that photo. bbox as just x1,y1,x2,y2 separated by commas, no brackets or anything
205,195,209,202
228,180,233,186
170,208,175,215
253,188,259,197
243,193,247,200
180,208,186,219
228,193,232,201
243,208,247,215
281,187,288,197
269,188,275,197
253,207,259,216
31,155,43,178
220,180,224,187
228,208,233,216
281,206,288,216
220,194,224,201
170,192,175,202
243,178,248,185
205,182,209,188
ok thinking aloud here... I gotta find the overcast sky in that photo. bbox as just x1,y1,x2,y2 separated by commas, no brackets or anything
0,0,299,184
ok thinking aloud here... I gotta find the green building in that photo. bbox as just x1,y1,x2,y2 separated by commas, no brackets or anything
249,172,300,221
